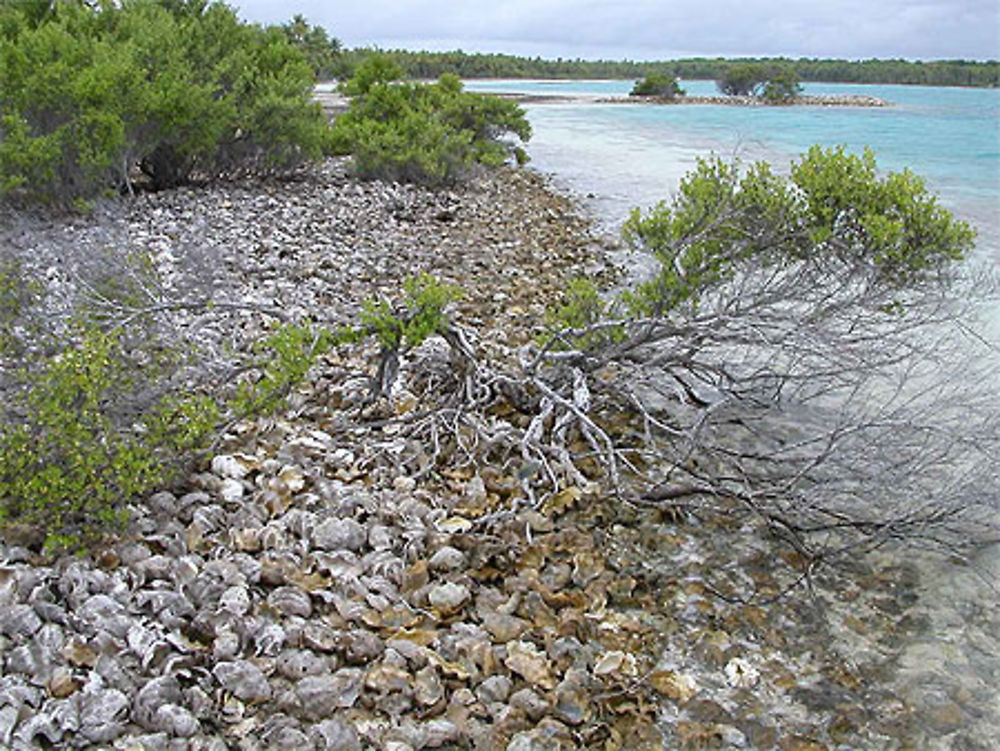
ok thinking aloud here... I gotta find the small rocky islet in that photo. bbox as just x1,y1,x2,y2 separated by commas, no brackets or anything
481,92,888,108
1,159,997,750
612,94,888,107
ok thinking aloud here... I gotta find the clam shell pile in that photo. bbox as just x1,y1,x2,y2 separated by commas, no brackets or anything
0,429,666,750
3,159,997,750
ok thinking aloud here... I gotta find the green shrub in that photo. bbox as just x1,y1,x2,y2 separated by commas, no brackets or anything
0,0,331,203
630,73,685,98
716,62,767,96
232,323,334,416
716,63,802,102
0,329,218,551
761,68,802,103
0,317,335,552
331,57,531,185
621,146,975,318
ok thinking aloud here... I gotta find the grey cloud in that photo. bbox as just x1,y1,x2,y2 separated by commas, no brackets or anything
233,0,999,59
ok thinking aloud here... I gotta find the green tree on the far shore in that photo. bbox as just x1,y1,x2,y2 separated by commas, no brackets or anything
352,50,998,88
762,67,803,102
282,13,344,80
716,62,768,95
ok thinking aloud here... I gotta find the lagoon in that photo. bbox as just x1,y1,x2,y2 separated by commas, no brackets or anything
466,79,1000,266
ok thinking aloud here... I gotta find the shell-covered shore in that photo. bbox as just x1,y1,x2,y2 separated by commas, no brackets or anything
1,160,997,750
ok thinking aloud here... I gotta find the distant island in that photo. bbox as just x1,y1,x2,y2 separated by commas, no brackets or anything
614,68,889,106
479,67,890,108
616,92,888,107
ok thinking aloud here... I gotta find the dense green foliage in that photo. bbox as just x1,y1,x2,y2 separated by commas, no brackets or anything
630,73,685,98
620,146,975,317
351,49,998,88
0,0,330,204
761,68,803,102
716,62,768,96
330,57,531,185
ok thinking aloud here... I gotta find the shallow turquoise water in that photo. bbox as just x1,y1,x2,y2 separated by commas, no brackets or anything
466,79,1000,262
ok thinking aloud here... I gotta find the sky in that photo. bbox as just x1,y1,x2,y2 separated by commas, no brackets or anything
231,0,999,61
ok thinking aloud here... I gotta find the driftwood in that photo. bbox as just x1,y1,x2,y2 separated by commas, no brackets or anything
344,219,1000,570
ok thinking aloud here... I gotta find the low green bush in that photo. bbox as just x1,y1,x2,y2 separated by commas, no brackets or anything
331,57,531,186
0,308,330,553
0,328,217,551
630,73,685,98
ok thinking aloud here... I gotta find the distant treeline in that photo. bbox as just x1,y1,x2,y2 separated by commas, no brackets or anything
336,49,999,88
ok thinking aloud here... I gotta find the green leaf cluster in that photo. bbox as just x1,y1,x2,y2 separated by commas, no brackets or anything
330,57,531,186
0,0,331,204
232,323,333,416
346,273,462,353
610,146,972,319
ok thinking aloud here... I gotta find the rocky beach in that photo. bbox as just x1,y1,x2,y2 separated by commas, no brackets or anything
1,159,997,750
